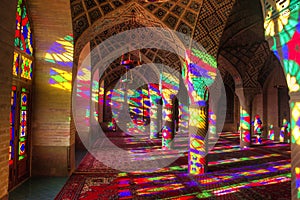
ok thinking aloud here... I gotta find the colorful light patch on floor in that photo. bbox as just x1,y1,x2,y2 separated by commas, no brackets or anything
136,183,185,196
211,144,241,150
208,154,282,166
191,160,291,186
196,173,291,198
118,160,291,198
58,128,291,200
124,164,188,175
209,146,254,154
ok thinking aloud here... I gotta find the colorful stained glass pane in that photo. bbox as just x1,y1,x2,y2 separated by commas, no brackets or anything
20,55,32,80
21,5,33,55
14,0,22,48
9,86,17,165
12,0,33,165
14,0,33,55
19,139,26,160
21,92,27,107
13,52,19,76
18,89,28,160
19,111,27,137
19,90,28,138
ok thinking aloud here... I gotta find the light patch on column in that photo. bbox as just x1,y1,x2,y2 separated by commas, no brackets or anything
240,106,251,144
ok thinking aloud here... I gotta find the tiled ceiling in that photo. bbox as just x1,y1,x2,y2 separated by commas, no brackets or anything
70,0,275,89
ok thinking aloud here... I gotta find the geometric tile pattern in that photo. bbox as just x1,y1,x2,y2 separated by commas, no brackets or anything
218,0,276,89
71,0,203,42
71,0,278,93
193,0,236,58
257,52,282,87
71,0,235,88
222,70,235,91
220,0,265,48
221,41,271,88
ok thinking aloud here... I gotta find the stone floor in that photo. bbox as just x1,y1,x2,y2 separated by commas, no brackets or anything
8,150,86,200
8,177,67,200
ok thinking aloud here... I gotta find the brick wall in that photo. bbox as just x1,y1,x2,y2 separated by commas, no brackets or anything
0,0,17,198
28,0,75,176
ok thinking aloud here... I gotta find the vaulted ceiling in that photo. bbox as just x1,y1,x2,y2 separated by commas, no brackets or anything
70,0,281,90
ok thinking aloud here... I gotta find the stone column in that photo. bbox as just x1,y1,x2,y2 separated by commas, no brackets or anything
149,83,160,139
176,76,189,136
160,69,179,149
235,88,259,148
290,92,300,200
98,80,105,123
162,97,174,149
268,125,275,140
188,103,209,174
208,108,217,140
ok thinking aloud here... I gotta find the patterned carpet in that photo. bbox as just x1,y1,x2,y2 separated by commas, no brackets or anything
55,132,291,200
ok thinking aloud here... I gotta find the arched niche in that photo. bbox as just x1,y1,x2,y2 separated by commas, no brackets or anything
262,62,289,140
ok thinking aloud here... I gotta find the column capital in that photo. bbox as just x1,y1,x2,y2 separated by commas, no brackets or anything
235,87,261,107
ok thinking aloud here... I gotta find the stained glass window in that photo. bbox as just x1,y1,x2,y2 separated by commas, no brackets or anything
15,0,33,55
14,0,22,48
13,0,33,80
9,86,17,165
19,88,28,160
9,0,33,188
13,52,19,76
21,5,33,55
20,55,32,80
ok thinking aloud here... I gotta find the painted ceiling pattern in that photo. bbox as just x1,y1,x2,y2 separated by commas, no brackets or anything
88,20,182,87
71,0,202,42
220,41,273,88
70,0,278,91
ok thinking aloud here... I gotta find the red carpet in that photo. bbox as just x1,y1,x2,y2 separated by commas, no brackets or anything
55,132,291,200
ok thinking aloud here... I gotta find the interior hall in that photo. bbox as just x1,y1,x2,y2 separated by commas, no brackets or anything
0,0,299,199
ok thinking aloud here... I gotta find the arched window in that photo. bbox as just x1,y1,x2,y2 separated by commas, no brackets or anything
9,0,33,190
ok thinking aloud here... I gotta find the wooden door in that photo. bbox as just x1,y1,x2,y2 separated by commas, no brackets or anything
9,85,31,190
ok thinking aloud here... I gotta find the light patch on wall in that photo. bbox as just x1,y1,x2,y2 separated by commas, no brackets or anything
45,34,73,67
49,68,72,91
46,34,74,91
